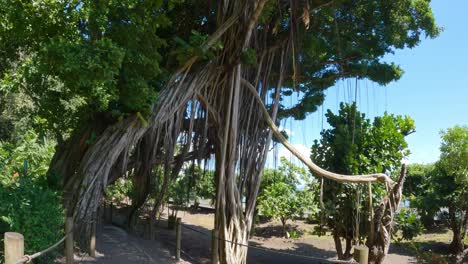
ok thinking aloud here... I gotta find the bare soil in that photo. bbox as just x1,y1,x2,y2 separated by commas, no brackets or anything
151,208,416,264
103,205,455,263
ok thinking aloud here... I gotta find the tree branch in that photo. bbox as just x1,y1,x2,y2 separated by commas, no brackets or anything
241,78,395,186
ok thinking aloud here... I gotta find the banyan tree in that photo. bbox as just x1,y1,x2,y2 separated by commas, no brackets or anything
0,0,439,263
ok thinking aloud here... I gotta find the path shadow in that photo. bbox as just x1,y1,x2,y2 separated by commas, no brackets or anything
253,224,303,238
248,241,337,264
151,217,339,264
73,225,181,264
388,243,415,257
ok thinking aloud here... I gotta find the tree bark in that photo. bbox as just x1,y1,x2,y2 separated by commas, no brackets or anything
344,238,352,259
333,230,344,260
281,218,287,237
449,206,465,256
367,165,407,264
214,65,249,264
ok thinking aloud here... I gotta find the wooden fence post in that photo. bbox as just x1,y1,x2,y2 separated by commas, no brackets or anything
90,219,96,257
4,232,24,264
109,202,113,224
353,245,369,264
65,217,74,264
211,229,219,264
175,217,181,261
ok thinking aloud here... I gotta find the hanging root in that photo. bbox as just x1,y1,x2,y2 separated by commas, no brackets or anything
367,165,407,264
241,78,395,186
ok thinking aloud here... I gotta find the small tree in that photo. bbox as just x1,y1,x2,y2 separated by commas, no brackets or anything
404,163,438,229
257,157,317,237
430,126,467,262
311,103,414,259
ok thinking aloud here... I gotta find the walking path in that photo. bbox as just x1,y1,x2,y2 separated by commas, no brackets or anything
71,225,189,264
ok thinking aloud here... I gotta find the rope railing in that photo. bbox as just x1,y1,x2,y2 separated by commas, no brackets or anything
14,233,71,264
5,219,96,264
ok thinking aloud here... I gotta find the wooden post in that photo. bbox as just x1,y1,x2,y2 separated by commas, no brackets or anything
90,219,96,257
211,229,219,264
4,232,24,264
175,217,181,261
354,245,369,264
65,217,74,264
109,202,113,224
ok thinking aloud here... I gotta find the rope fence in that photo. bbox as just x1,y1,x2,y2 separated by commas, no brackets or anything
4,218,96,264
13,233,70,264
4,208,364,264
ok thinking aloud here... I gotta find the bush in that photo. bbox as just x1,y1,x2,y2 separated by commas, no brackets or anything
0,176,64,263
393,208,425,241
106,177,134,204
0,130,63,263
404,243,451,264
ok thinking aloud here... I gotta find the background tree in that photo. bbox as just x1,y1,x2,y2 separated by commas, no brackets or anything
311,102,415,260
182,163,216,205
404,163,438,229
257,157,316,237
431,126,467,263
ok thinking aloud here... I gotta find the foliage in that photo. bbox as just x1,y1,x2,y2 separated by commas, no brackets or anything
400,126,467,257
393,208,425,241
438,126,468,187
429,126,467,255
404,243,451,264
169,175,191,209
258,157,317,237
167,164,215,215
0,130,55,184
105,177,134,204
404,163,438,228
0,0,440,141
184,164,215,202
275,0,440,120
0,90,36,142
0,0,183,139
0,128,62,263
310,103,414,257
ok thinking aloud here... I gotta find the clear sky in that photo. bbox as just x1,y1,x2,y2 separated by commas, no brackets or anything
267,0,468,167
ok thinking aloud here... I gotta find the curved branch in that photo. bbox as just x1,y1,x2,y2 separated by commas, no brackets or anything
241,78,395,186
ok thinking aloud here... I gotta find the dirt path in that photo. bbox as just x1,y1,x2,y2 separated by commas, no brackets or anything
160,209,415,264
95,206,415,264
72,225,189,264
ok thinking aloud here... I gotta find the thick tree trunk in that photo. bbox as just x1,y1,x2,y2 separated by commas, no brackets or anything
65,116,148,248
47,117,108,190
449,206,466,262
214,65,249,264
367,165,407,264
333,230,345,260
344,238,352,259
420,209,435,229
281,218,287,237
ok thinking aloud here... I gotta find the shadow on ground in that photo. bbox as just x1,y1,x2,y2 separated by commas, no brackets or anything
149,218,338,264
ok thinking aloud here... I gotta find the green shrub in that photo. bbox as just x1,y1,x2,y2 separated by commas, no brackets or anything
105,177,134,204
287,229,301,239
393,208,425,241
0,131,55,182
403,243,451,264
0,132,63,263
0,176,64,263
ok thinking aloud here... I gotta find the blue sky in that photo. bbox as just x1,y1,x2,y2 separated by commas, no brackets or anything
267,0,468,167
